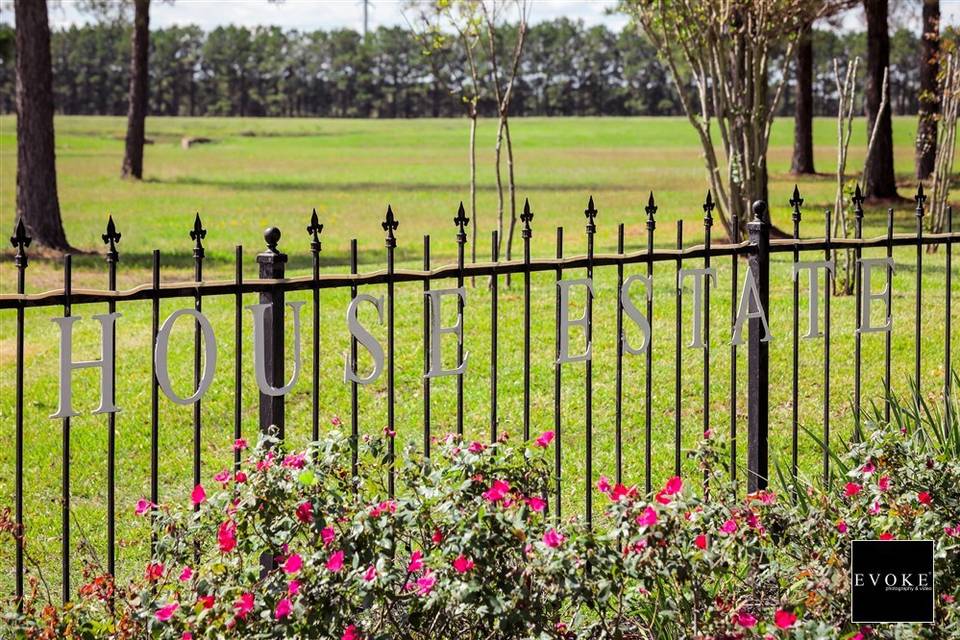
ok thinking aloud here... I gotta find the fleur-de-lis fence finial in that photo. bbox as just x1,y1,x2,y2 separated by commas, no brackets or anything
454,201,469,245
584,195,598,235
102,215,121,264
10,217,31,270
852,183,865,222
190,213,206,259
521,198,534,239
307,208,324,254
790,185,803,224
915,183,926,218
645,191,657,230
382,205,398,248
702,190,714,229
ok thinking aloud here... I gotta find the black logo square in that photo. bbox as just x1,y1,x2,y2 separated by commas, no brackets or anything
851,540,935,624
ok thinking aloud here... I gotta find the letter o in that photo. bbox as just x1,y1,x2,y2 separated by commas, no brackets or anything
155,308,217,405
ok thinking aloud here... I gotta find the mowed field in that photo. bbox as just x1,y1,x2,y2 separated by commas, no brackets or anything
0,115,957,596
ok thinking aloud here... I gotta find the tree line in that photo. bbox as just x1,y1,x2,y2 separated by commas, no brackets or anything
0,18,933,119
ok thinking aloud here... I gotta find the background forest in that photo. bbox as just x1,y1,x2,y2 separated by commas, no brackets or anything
0,18,939,119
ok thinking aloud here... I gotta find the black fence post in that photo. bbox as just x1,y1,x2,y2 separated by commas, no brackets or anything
747,200,769,492
258,227,287,440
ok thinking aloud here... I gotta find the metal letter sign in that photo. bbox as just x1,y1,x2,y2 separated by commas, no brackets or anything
792,260,835,339
51,312,122,418
857,258,896,333
154,309,217,405
344,294,385,384
557,278,595,363
248,302,305,395
678,268,717,349
425,287,469,378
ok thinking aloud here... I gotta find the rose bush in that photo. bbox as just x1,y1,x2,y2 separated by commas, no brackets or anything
3,396,958,639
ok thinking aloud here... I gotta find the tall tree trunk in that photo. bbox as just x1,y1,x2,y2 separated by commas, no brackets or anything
121,0,150,179
863,0,898,199
916,0,940,180
14,0,69,250
791,23,816,174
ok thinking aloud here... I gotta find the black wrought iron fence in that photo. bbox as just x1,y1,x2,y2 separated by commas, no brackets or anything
2,186,956,606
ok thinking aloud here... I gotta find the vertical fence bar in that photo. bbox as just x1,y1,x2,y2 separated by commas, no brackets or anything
915,185,926,400
350,240,359,476
584,197,597,527
853,186,864,441
455,204,468,436
257,228,287,440
11,219,29,606
553,227,563,519
644,194,657,493
150,251,160,545
947,207,953,419
491,230,499,442
383,206,398,498
702,193,713,491
884,209,893,422
62,254,72,604
308,210,323,442
615,223,624,484
823,209,832,486
423,235,431,455
746,201,769,493
522,199,533,441
730,211,739,484
190,215,206,494
234,246,243,469
790,187,802,480
102,217,120,578
674,221,683,477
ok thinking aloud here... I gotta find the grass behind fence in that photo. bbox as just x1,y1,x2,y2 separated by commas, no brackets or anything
0,114,957,597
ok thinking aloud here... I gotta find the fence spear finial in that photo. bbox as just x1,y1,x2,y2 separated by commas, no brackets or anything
10,217,31,270
852,184,864,222
382,205,398,248
915,183,926,218
102,215,121,264
702,190,714,227
584,195,598,234
454,201,470,244
521,198,534,239
645,191,657,230
789,185,803,223
190,213,206,259
307,208,323,253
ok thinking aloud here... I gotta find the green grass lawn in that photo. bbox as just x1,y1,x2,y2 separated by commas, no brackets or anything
0,114,957,598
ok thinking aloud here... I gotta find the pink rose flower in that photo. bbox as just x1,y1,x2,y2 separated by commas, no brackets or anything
145,562,164,581
878,475,891,491
431,528,443,544
214,469,231,485
235,592,254,619
218,520,237,553
288,579,300,595
363,565,377,582
275,598,292,620
452,555,474,574
468,441,486,454
407,550,424,573
774,609,797,629
837,520,848,533
861,461,876,474
720,519,738,534
918,491,932,505
234,471,247,483
526,496,547,512
191,484,206,506
155,602,179,622
879,532,894,540
596,476,612,494
535,430,555,448
694,534,707,550
326,550,344,572
233,438,248,451
636,506,657,527
734,611,757,628
178,566,193,581
321,526,336,546
543,528,566,548
331,415,342,427
844,482,862,498
283,553,303,574
482,479,511,502
416,570,436,595
664,476,683,495
342,625,360,640
135,498,153,516
296,501,313,523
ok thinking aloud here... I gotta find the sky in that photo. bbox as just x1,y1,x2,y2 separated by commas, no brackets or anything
41,0,960,33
